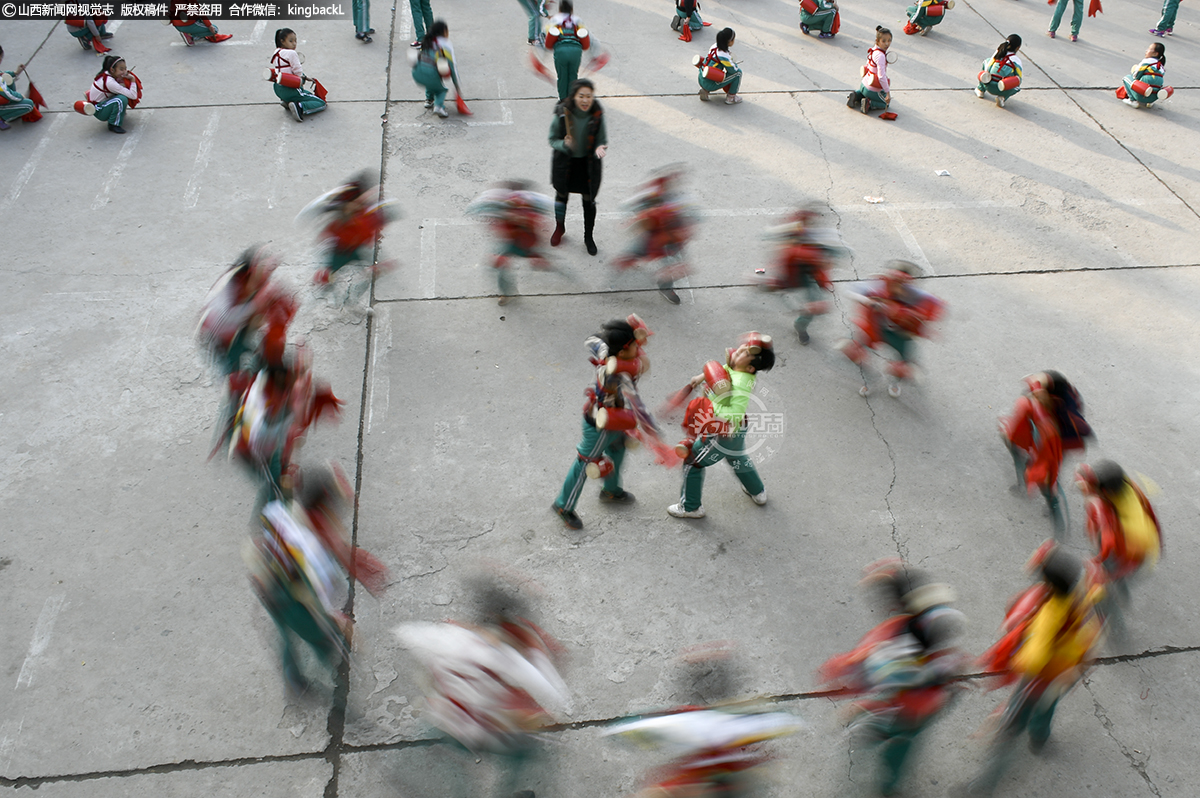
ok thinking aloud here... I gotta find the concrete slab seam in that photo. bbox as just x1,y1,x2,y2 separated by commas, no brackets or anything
1084,680,1163,797
6,649,1199,790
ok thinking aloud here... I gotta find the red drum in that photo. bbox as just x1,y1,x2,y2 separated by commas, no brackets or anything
997,75,1020,91
977,70,992,84
1131,80,1156,98
577,27,591,50
595,407,638,431
1160,85,1174,99
675,439,694,459
925,3,945,16
606,356,640,378
74,100,95,115
265,68,303,89
545,26,561,48
700,65,726,83
742,332,773,353
585,455,614,479
703,361,732,396
800,0,818,14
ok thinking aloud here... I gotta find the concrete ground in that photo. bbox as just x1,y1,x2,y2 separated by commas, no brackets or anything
1,0,1197,796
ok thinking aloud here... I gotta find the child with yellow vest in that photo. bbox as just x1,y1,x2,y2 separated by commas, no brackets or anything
969,543,1104,795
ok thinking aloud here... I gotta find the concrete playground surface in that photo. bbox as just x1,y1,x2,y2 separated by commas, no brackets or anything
1,0,1198,795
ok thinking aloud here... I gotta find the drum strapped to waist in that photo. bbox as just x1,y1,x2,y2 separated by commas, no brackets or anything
436,57,451,77
692,55,727,84
924,3,945,16
703,361,732,396
264,68,303,89
1131,79,1159,97
996,75,1020,91
594,406,638,431
800,0,819,13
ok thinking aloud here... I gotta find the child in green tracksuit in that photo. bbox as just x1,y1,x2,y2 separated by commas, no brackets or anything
848,27,892,114
975,34,1023,108
547,1,587,101
1150,0,1179,35
0,47,41,129
411,20,460,118
668,335,775,519
800,0,839,38
553,320,646,530
270,29,327,122
1120,43,1170,107
697,28,743,105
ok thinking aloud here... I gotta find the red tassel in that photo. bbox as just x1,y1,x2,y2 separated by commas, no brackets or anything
28,81,48,109
1087,0,1101,15
1115,85,1127,99
312,78,328,101
455,93,472,115
529,51,555,83
21,107,43,122
831,11,841,34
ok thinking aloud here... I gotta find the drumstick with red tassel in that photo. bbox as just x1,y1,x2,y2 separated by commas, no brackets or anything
658,383,696,419
529,51,555,83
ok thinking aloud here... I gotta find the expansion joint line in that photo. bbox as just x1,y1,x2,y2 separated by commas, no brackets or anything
2,647,1197,790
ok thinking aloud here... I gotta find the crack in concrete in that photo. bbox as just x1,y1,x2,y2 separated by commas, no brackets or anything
1084,681,1162,797
4,645,1198,789
861,386,905,563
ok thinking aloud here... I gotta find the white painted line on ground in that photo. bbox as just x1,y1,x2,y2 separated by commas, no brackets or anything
183,109,220,208
883,206,934,276
367,312,392,433
267,120,289,209
465,78,513,127
0,716,24,775
419,222,437,298
250,20,267,44
676,275,696,305
400,7,413,41
15,595,65,690
1,114,66,212
92,110,153,211
107,20,123,33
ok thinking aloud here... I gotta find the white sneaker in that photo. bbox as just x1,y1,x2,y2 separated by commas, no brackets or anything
859,384,871,397
725,94,743,105
667,503,706,519
741,485,766,505
699,89,710,102
888,381,902,398
996,95,1006,108
974,87,985,99
434,106,449,118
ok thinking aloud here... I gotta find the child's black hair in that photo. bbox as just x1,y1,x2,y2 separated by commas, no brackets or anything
1151,42,1166,66
1093,460,1127,495
1040,546,1083,596
274,28,295,48
599,319,636,354
875,25,892,40
716,27,735,51
559,0,574,14
750,347,775,373
421,20,449,52
95,55,124,80
994,34,1021,61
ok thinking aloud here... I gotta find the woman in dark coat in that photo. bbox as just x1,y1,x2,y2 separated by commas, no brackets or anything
548,78,608,255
